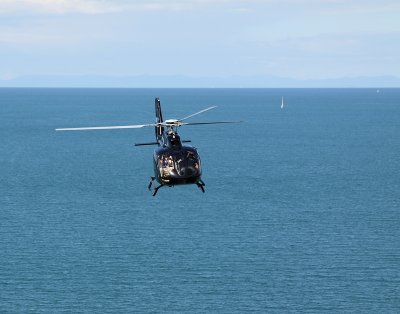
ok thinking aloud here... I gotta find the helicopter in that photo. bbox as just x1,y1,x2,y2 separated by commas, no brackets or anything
56,97,241,196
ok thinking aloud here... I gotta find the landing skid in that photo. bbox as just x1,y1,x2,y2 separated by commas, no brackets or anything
148,177,206,196
196,179,206,193
147,176,155,190
148,176,164,197
152,184,164,196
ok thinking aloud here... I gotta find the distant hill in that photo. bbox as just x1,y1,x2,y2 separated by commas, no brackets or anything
1,74,400,88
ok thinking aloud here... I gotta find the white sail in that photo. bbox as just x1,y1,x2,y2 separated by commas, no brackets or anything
281,96,284,109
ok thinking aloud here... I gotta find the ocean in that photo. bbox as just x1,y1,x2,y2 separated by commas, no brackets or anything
1,88,399,313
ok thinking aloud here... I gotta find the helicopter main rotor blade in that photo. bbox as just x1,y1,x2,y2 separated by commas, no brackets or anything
179,106,217,121
179,121,243,126
55,124,157,131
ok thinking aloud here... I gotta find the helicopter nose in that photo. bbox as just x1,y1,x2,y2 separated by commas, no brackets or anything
180,167,196,177
180,167,194,177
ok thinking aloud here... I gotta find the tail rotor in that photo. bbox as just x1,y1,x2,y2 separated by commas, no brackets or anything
154,97,164,143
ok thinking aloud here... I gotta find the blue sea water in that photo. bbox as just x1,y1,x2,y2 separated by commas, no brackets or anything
0,88,399,313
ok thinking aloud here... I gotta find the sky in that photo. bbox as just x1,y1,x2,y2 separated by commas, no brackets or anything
1,0,400,84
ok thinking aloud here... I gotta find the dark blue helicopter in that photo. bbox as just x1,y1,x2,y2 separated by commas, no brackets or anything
56,97,240,196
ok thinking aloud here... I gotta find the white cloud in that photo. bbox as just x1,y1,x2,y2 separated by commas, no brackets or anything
0,0,263,15
0,0,167,15
0,0,207,15
1,0,400,16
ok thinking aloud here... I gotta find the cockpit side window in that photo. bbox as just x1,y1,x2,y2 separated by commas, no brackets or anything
186,150,199,161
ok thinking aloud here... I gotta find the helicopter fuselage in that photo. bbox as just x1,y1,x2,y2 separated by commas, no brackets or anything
153,130,202,186
153,145,201,186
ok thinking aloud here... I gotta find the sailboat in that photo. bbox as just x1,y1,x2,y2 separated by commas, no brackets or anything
281,96,284,109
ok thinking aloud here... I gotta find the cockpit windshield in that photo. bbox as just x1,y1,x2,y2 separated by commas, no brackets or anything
157,149,200,178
